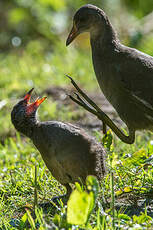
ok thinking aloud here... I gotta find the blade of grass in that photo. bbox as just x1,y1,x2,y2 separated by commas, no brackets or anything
110,171,115,229
34,164,38,209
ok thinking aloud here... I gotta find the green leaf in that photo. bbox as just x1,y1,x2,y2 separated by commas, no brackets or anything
86,175,99,201
133,212,152,225
123,148,147,167
124,186,132,193
102,130,113,151
118,213,131,221
75,181,83,192
67,176,99,225
19,213,27,229
67,189,93,225
26,209,36,229
116,189,123,196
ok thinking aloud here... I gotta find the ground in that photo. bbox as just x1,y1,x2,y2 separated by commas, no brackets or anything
0,47,153,228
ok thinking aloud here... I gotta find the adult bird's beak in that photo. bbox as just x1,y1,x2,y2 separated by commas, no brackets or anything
66,22,79,46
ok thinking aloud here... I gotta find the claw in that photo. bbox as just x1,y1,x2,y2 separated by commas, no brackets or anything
65,74,73,81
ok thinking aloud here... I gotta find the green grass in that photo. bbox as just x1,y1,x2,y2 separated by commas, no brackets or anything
0,40,153,229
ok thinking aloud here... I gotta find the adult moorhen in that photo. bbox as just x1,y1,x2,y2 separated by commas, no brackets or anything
66,4,153,144
11,88,106,198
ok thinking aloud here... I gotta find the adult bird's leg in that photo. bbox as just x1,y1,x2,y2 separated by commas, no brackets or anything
66,75,135,144
70,92,107,134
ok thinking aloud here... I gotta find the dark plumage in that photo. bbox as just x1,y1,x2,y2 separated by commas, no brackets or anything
11,88,106,197
66,4,153,144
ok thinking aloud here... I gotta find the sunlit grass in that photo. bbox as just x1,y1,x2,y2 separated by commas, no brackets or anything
0,40,153,228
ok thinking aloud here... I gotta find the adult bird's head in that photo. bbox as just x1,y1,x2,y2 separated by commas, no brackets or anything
66,4,104,46
11,88,47,136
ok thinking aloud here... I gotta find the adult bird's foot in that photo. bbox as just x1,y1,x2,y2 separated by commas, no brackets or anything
66,74,135,144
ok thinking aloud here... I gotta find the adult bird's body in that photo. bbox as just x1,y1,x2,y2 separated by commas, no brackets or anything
66,4,153,144
11,88,106,198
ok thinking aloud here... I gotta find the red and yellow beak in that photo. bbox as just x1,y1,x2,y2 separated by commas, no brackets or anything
66,22,79,46
33,97,47,107
24,88,34,103
24,88,47,115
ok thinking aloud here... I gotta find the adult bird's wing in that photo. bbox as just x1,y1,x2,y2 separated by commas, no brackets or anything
117,46,153,116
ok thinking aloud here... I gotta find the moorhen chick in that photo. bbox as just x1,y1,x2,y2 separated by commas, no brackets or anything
66,4,153,144
11,88,106,198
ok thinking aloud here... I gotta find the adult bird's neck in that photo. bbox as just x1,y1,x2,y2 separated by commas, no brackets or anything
90,15,119,53
89,15,120,100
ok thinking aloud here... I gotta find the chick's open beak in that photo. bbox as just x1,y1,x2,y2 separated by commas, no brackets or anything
66,22,79,46
24,88,34,103
24,88,47,107
26,90,47,115
34,97,47,107
24,88,47,115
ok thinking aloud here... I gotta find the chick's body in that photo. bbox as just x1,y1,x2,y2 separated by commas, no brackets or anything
11,89,106,196
32,121,105,186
